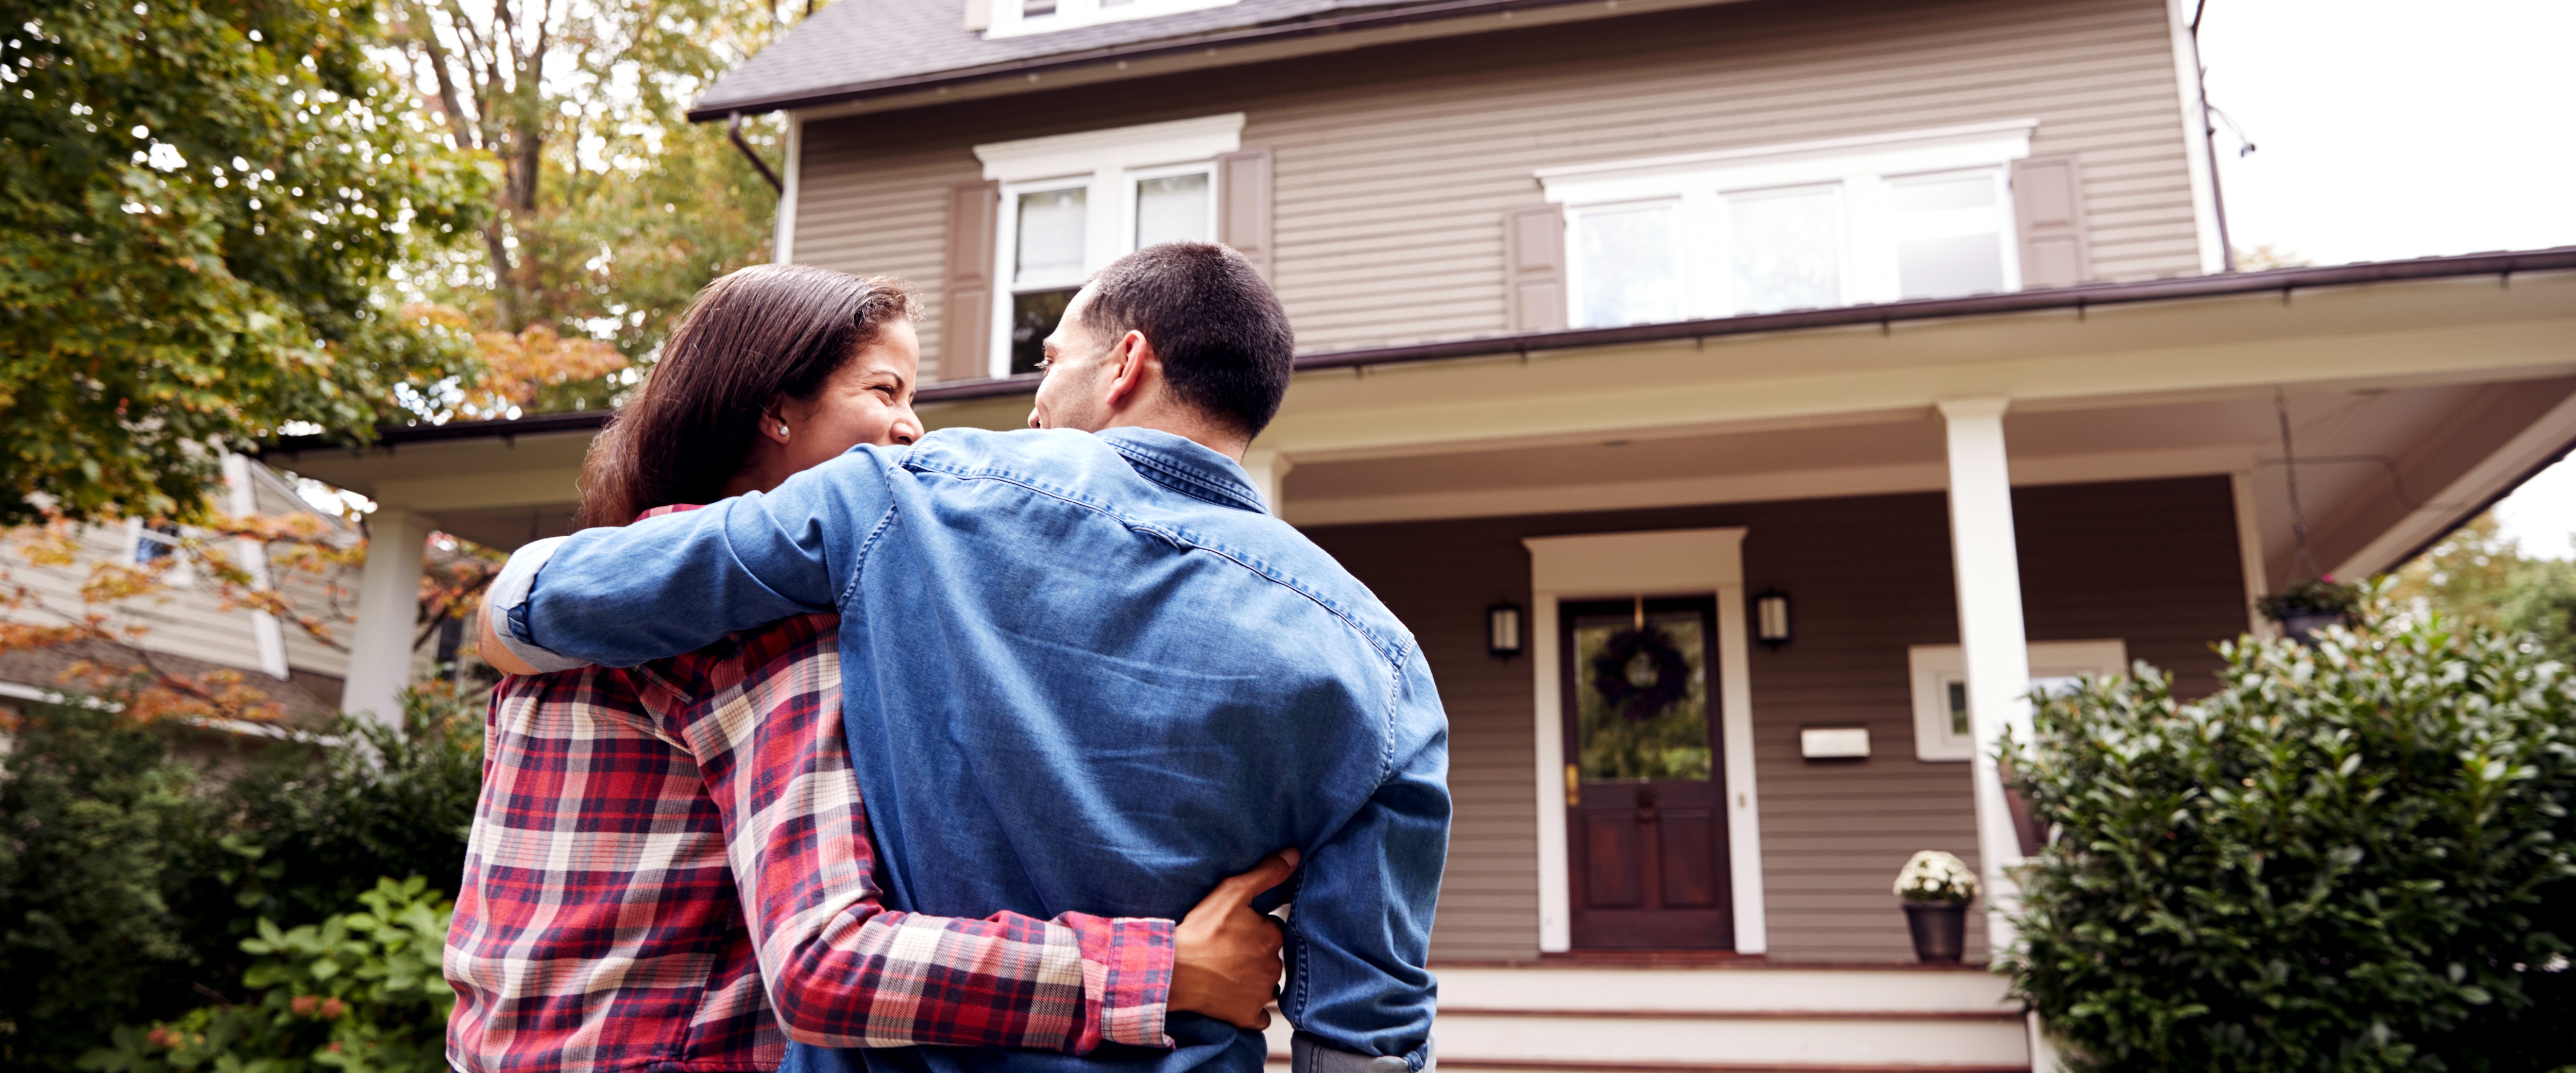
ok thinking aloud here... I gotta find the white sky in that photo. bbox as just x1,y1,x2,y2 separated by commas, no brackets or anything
2197,0,2576,558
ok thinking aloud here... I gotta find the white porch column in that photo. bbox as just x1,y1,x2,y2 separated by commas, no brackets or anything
1937,398,2035,952
342,507,431,724
1241,448,1295,517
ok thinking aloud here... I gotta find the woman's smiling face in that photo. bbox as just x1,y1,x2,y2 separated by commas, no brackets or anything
775,318,924,469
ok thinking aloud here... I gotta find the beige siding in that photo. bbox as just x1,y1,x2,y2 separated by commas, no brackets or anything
794,0,2202,376
792,137,985,383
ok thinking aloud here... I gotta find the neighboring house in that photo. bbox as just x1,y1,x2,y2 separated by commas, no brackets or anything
0,456,440,731
266,0,2576,1067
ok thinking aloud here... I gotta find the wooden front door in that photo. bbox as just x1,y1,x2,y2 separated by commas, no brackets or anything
1562,596,1733,950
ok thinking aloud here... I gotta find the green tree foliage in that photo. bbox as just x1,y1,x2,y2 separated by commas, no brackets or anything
80,878,456,1073
2,0,487,525
0,688,483,1072
2391,512,2576,666
387,0,791,417
2005,600,2576,1071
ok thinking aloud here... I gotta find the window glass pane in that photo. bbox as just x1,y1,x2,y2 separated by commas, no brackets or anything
1572,608,1711,782
1892,174,1993,213
1945,680,1969,737
1892,173,2005,300
1009,288,1079,376
134,523,181,564
1574,202,1681,328
1134,173,1211,248
1023,0,1057,15
1728,186,1841,314
1014,187,1086,286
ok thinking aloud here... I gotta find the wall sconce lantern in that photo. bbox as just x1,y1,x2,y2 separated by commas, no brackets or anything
1755,591,1792,648
1487,603,1524,658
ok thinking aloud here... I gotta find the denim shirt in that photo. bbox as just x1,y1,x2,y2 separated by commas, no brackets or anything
489,427,1449,1073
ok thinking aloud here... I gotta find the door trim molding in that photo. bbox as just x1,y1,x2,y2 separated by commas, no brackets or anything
1523,528,1765,955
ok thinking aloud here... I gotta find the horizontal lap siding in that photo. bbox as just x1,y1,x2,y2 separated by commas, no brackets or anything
791,137,982,382
1250,0,2199,349
1304,475,2245,962
790,0,2200,377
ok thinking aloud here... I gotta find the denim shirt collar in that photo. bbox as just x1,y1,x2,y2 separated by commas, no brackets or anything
1093,427,1267,514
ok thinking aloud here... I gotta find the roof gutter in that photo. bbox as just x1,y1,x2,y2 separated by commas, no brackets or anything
684,0,1703,122
262,245,2576,452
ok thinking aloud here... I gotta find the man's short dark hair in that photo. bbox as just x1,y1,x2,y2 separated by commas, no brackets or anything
1085,242,1295,438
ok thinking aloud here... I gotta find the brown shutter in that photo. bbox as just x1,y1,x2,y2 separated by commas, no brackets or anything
2010,156,2088,288
1215,148,1275,281
942,179,1000,381
1504,205,1567,332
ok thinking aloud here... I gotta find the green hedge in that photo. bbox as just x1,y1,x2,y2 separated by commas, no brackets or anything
0,689,481,1072
2006,609,2576,1072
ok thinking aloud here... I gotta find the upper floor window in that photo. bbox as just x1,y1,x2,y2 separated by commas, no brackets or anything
132,521,183,565
985,0,1241,38
1538,120,2040,329
976,114,1243,377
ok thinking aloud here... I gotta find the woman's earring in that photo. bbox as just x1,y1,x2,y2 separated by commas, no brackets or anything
776,423,790,436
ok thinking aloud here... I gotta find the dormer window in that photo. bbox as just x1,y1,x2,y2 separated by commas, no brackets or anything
984,0,1241,38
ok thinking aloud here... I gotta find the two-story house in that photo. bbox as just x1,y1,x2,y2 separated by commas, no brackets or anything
269,0,2576,1066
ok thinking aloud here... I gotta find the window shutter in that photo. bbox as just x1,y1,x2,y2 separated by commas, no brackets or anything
1504,205,1567,332
2010,156,2088,288
942,179,1000,381
1216,148,1274,281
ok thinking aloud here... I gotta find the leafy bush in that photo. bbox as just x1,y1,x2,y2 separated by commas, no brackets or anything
80,877,455,1073
0,687,482,1071
2004,607,2576,1072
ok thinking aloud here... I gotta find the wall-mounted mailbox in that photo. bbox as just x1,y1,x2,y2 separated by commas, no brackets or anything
1800,726,1871,760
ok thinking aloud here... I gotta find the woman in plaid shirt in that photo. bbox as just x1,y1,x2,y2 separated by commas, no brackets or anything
449,265,1294,1073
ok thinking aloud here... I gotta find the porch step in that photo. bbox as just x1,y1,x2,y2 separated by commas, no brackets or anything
1264,966,2029,1071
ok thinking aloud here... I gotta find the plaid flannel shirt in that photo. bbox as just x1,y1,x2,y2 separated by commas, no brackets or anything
447,513,1176,1073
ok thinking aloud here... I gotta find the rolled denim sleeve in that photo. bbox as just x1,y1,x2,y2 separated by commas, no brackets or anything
1281,653,1450,1071
496,448,899,669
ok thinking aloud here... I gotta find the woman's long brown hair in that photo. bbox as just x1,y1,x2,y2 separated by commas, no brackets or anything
576,264,919,529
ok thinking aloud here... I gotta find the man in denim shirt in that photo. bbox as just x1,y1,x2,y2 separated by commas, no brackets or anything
484,244,1447,1073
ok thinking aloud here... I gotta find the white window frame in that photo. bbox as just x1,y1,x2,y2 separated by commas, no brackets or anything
977,114,1242,379
1906,638,2128,762
984,0,1241,39
1539,119,2039,326
125,517,196,585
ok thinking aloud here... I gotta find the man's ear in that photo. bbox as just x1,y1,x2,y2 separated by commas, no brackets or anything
1103,329,1155,412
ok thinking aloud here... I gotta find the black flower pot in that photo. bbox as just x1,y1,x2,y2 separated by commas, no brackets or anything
2275,608,2347,642
1903,901,1970,964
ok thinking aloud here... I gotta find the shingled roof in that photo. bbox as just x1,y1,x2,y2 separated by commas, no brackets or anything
688,0,1609,120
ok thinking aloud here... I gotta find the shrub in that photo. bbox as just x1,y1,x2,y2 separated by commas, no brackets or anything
0,686,483,1071
79,877,456,1073
2004,608,2576,1072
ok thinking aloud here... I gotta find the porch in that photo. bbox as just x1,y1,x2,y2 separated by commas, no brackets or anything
1264,963,2031,1072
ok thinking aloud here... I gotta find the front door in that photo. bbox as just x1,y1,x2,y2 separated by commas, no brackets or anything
1562,596,1733,949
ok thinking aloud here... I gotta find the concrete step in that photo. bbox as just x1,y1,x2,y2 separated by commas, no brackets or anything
1264,966,2029,1071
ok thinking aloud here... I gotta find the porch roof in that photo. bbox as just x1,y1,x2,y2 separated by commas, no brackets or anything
259,247,2576,591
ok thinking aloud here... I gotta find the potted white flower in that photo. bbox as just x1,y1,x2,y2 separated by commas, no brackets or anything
1893,850,1978,963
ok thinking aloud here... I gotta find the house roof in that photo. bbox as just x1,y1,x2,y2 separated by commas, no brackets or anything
687,0,1689,121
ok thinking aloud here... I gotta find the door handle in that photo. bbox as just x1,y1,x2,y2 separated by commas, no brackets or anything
1565,764,1580,807
1635,786,1657,824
